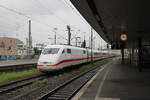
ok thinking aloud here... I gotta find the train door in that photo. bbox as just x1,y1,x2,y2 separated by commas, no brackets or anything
66,48,72,66
82,49,87,63
60,48,66,68
86,49,89,62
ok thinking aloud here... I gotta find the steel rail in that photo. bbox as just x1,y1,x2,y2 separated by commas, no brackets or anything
37,62,107,100
0,73,46,94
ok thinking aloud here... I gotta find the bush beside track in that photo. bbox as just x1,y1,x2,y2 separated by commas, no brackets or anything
0,69,41,83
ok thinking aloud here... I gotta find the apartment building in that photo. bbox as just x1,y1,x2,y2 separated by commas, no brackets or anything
0,37,25,59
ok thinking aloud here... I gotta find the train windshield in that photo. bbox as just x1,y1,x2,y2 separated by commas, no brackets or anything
42,48,60,55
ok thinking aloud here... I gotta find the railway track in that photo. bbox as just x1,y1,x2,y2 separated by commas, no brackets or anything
0,63,37,72
0,58,113,100
37,62,110,100
0,73,46,94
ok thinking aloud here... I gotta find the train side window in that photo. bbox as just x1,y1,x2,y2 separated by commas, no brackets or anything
67,49,71,54
83,50,86,54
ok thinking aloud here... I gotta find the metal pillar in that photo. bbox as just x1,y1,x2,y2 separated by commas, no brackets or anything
121,46,124,64
138,37,142,72
131,48,134,64
67,25,71,45
53,28,57,45
75,37,77,47
75,37,80,47
28,20,32,56
121,42,125,64
26,38,29,56
54,32,56,44
91,27,93,62
129,48,132,64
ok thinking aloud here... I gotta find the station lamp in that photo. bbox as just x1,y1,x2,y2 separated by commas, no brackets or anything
120,33,127,41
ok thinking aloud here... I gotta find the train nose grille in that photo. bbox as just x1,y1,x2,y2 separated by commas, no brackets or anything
40,62,52,64
43,62,49,64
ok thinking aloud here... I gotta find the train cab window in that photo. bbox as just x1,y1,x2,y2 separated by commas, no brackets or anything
62,49,65,54
42,48,60,55
67,49,71,54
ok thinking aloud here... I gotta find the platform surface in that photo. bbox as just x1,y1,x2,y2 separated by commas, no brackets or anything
74,58,150,100
0,59,38,67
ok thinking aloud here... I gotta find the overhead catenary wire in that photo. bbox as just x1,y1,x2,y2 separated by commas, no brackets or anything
0,1,103,47
63,0,107,49
0,8,31,37
0,1,87,32
59,0,93,42
36,0,87,35
31,0,82,42
60,0,89,25
0,4,60,46
61,0,106,44
33,0,68,25
34,0,88,42
0,4,54,29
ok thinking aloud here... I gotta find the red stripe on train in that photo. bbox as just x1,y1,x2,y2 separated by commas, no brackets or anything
37,56,106,67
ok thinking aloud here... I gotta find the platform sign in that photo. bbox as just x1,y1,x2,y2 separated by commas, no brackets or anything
120,34,127,41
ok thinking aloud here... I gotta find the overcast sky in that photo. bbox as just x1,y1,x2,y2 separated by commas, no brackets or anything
0,0,106,49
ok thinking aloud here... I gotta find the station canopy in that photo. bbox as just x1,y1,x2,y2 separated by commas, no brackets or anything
70,0,150,48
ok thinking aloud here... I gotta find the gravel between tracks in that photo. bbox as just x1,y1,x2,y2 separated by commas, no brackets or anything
0,59,111,100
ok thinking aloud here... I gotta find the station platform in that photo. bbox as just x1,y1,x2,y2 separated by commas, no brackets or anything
0,59,38,67
73,57,150,100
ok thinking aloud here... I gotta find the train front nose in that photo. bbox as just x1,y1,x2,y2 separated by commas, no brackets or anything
37,58,61,71
37,47,61,71
37,61,55,71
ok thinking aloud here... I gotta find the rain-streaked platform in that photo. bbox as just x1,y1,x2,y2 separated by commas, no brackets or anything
73,58,150,100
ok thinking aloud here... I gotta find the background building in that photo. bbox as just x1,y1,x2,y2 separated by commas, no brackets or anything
0,37,26,59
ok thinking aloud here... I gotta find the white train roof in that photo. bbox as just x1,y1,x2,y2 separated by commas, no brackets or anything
44,45,106,53
45,45,86,50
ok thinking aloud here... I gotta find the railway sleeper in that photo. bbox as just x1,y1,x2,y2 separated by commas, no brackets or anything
54,92,72,96
47,96,67,100
50,94,71,98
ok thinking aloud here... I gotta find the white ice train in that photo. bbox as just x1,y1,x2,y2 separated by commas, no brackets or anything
37,45,110,71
